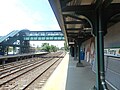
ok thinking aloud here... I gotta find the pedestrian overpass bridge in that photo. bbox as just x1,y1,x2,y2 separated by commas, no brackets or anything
0,30,64,55
24,30,64,41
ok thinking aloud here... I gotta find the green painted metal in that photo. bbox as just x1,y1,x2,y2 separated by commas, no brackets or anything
0,30,64,55
0,46,5,55
98,6,108,90
70,46,74,57
0,46,9,55
48,0,120,90
78,42,81,63
74,44,77,60
0,30,21,43
23,31,64,41
95,3,108,90
24,36,64,41
95,36,101,90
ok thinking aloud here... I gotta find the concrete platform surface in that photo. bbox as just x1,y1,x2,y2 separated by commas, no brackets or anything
41,53,97,90
41,52,69,90
65,56,96,90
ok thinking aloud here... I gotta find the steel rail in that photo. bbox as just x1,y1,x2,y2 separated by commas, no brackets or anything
0,52,64,87
0,58,52,86
23,52,65,90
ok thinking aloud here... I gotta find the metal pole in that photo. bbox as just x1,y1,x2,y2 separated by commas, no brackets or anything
98,5,108,90
76,40,83,67
74,44,77,60
95,3,102,89
95,35,101,90
71,46,74,57
78,42,81,63
94,3,108,90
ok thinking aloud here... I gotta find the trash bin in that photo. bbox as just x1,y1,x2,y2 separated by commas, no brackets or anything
80,50,85,60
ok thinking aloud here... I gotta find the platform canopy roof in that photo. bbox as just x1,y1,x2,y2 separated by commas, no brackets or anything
49,0,120,45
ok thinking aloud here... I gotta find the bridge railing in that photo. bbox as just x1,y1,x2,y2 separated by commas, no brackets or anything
23,31,64,41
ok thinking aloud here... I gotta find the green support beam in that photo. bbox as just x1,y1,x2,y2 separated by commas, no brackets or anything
76,40,84,67
78,43,81,63
48,0,120,90
95,3,108,90
102,0,113,8
62,5,94,12
74,44,77,60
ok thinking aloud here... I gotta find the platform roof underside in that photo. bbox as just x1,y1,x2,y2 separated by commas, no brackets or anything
49,0,120,45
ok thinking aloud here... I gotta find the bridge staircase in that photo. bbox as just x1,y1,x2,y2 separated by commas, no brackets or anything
0,30,64,55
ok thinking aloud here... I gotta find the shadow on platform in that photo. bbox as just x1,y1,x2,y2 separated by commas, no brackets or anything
65,55,96,90
65,55,115,90
41,53,115,90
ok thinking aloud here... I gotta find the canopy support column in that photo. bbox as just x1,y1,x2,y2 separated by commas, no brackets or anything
76,40,84,67
94,4,108,90
74,44,77,60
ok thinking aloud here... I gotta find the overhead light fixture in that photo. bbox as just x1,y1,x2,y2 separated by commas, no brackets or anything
69,42,75,44
83,28,92,30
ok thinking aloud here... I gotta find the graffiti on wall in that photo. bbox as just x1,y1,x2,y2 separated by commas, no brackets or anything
84,38,95,64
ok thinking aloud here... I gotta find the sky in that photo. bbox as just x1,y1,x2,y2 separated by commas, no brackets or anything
0,0,64,48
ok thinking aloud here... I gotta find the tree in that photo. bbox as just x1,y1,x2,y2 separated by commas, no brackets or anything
64,41,69,51
41,43,49,47
50,45,58,52
41,43,59,52
41,43,51,52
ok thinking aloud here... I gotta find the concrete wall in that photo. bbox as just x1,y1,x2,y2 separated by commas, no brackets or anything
82,37,95,64
82,22,120,89
82,22,120,61
104,22,120,48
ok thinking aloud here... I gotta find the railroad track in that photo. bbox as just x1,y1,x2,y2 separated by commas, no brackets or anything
0,52,56,69
0,52,55,69
0,57,40,70
0,52,62,73
0,52,66,90
0,58,49,79
22,52,66,90
22,56,64,90
0,58,42,73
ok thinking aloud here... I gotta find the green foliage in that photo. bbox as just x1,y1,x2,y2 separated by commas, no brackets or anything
41,43,58,52
64,41,69,51
50,45,58,52
41,43,49,47
41,43,50,52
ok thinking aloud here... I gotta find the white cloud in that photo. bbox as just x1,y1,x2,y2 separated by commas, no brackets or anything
0,0,33,35
0,0,60,36
0,0,63,48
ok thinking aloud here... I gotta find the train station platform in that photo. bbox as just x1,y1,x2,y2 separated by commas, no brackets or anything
41,52,114,90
